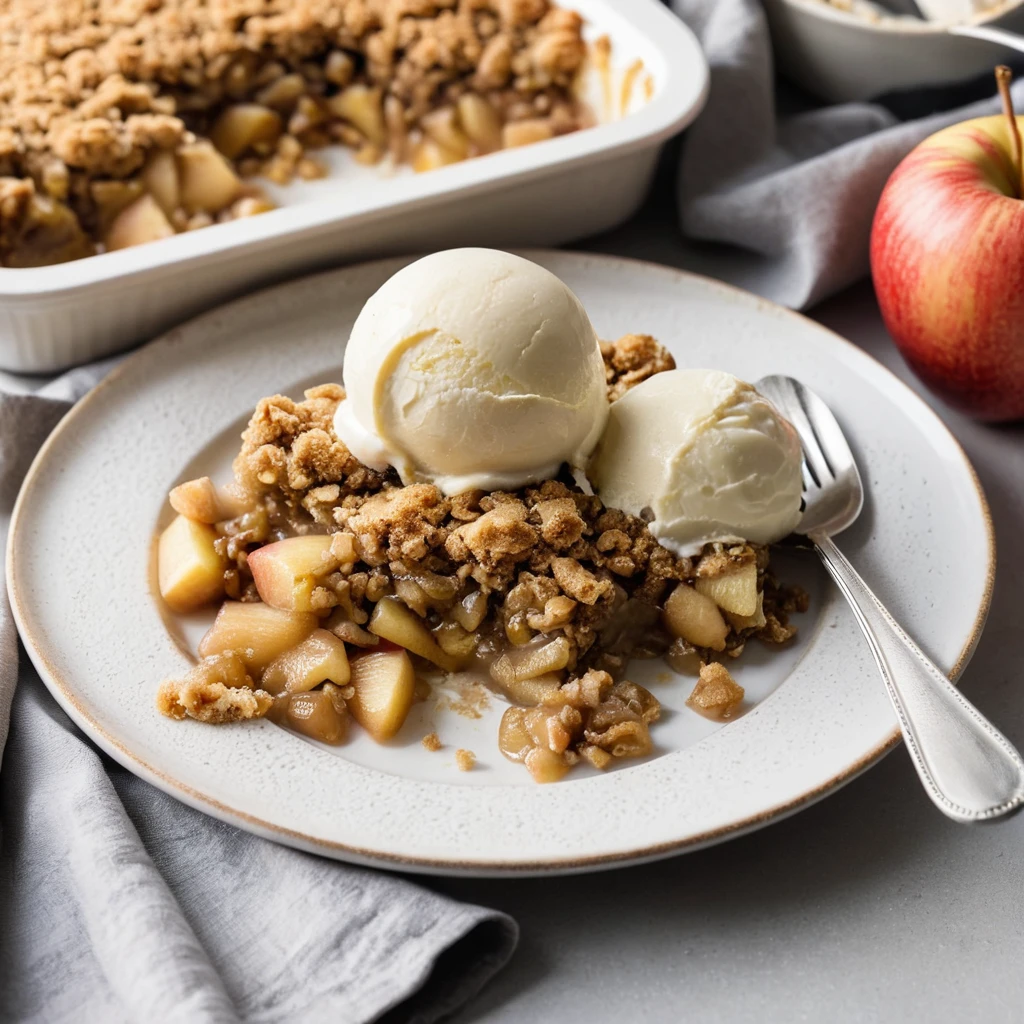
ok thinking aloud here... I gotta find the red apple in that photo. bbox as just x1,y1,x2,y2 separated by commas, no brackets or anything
871,109,1024,421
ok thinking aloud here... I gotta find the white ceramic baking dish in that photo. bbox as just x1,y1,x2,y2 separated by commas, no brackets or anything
0,0,707,374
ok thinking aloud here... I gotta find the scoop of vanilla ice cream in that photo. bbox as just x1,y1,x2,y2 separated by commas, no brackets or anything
334,249,609,495
589,369,804,556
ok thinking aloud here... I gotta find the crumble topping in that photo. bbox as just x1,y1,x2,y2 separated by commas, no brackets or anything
602,333,677,401
233,382,388,501
157,652,274,723
159,331,808,781
455,748,476,771
0,0,589,265
686,661,744,719
225,335,799,679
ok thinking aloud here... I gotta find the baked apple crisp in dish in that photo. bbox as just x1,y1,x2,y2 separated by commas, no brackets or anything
156,249,809,783
0,0,602,267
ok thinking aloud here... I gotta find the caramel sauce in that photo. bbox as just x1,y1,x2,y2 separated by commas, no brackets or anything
592,34,613,122
619,59,644,118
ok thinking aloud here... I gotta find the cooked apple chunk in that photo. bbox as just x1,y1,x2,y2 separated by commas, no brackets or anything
726,591,768,632
420,107,470,160
261,629,351,696
457,94,502,152
411,139,463,173
490,637,571,688
502,119,553,149
368,598,461,672
328,84,386,146
525,746,570,784
248,535,336,612
495,671,563,707
105,194,175,252
198,602,317,672
177,143,241,214
663,583,729,652
158,514,227,613
348,646,416,742
210,104,283,159
433,620,479,661
276,688,348,745
695,561,758,617
142,150,180,216
169,476,251,524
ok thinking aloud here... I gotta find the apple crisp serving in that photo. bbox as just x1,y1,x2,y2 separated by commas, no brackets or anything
0,0,590,267
157,334,808,783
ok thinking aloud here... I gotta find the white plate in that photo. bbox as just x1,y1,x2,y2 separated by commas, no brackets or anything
8,252,993,876
0,0,707,373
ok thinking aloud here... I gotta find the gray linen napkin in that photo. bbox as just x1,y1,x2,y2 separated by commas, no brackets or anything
0,364,517,1024
673,0,1024,309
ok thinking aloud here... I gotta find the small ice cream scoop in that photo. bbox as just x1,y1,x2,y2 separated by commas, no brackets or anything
589,369,803,556
334,249,609,495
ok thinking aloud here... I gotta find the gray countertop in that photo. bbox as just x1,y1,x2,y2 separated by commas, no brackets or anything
436,209,1024,1024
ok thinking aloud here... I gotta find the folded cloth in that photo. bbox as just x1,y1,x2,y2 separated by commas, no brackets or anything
672,0,1024,309
0,364,517,1024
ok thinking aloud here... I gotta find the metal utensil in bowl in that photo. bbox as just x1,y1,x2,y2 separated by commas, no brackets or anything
758,374,1024,823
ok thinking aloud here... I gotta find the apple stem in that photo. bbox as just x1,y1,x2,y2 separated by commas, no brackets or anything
996,65,1024,198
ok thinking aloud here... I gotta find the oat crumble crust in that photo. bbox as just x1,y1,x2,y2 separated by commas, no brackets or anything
157,652,274,722
686,661,745,719
601,333,676,402
0,0,588,265
455,748,476,770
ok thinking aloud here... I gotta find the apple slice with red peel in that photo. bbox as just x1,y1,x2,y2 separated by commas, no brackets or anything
348,646,416,742
169,476,252,524
198,602,318,672
248,535,336,612
368,597,461,672
261,629,351,696
158,514,227,613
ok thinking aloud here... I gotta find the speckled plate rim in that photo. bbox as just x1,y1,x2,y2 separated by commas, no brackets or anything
7,252,995,877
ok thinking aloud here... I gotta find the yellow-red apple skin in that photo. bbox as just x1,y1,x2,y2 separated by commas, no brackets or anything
871,115,1024,422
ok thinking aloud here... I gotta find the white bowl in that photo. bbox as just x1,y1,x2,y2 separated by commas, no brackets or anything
0,0,707,375
764,0,1024,102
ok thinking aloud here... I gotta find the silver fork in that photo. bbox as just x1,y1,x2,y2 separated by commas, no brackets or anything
758,375,1024,823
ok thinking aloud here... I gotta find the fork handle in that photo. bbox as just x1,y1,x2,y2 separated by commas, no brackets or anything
811,532,1024,822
